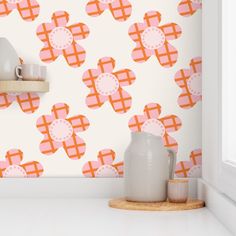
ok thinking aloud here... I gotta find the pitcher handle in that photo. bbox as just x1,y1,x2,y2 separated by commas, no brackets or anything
167,149,176,180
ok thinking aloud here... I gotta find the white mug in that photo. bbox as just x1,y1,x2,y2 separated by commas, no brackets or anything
16,64,46,81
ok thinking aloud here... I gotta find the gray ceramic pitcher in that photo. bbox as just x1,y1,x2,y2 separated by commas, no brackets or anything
124,132,176,202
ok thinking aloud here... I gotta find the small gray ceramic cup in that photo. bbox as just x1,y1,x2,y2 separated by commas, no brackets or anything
168,179,188,203
16,64,46,81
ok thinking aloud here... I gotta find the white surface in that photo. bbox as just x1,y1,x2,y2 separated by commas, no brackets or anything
0,178,198,199
0,198,232,236
202,0,220,187
202,0,236,201
198,179,236,235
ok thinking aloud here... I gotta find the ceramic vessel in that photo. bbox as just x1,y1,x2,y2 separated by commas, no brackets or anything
0,38,20,81
124,132,176,202
168,179,188,203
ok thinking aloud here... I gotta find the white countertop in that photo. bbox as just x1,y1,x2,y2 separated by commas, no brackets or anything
0,198,232,236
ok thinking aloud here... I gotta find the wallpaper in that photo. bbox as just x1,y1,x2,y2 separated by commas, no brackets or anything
0,0,202,177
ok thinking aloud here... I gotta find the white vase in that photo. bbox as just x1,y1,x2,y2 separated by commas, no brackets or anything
124,132,176,202
0,38,20,81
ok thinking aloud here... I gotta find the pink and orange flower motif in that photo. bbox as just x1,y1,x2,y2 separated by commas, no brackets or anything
0,92,40,114
175,57,202,109
82,57,136,114
128,103,182,152
82,149,123,177
0,0,40,21
175,149,202,178
36,11,90,68
86,0,132,22
128,11,182,67
36,103,90,160
178,0,202,17
0,149,43,178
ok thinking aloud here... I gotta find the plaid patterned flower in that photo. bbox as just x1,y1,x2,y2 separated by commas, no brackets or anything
0,92,40,114
175,149,202,177
82,149,123,177
0,0,40,21
178,0,202,17
36,11,90,68
0,149,43,178
128,11,182,67
175,57,202,109
86,0,132,22
128,103,182,152
82,57,136,114
36,103,90,160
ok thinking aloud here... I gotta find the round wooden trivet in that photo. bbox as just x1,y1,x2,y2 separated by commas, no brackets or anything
109,198,205,211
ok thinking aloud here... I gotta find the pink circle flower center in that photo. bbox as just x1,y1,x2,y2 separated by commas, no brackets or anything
99,0,115,3
95,165,119,177
7,0,22,3
49,119,73,142
3,165,26,178
141,119,165,137
188,165,202,178
95,73,119,96
49,27,73,50
141,27,166,50
187,73,202,96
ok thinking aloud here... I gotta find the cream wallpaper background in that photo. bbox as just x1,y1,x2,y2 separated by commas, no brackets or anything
0,0,202,177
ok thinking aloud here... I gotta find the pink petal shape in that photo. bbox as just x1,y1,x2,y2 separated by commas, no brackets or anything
67,115,90,133
5,149,23,166
86,0,107,17
131,42,152,63
109,88,132,114
16,93,40,114
67,23,90,41
155,42,178,68
162,133,178,152
83,161,100,177
39,42,60,64
17,0,40,22
83,68,100,87
112,161,124,176
86,91,107,109
51,11,69,28
39,133,61,156
62,134,86,160
175,161,193,177
143,11,162,27
0,1,14,17
21,161,44,177
62,42,86,68
0,93,15,110
128,115,146,132
159,23,182,41
0,161,8,177
159,115,182,133
51,103,70,120
128,22,146,43
97,149,115,166
113,69,136,87
190,57,202,74
97,57,116,74
178,0,200,17
190,149,202,165
143,103,162,119
36,22,55,42
36,115,54,134
109,0,132,22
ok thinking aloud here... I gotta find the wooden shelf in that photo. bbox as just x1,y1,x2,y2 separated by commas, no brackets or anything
109,198,205,211
0,80,49,93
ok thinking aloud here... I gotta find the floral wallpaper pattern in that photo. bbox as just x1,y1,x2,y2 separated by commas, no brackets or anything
0,0,201,177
